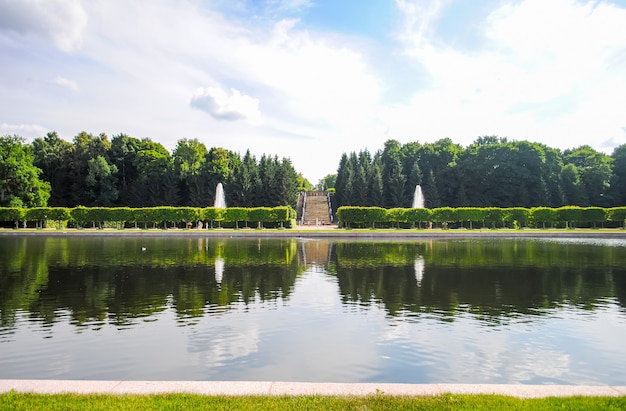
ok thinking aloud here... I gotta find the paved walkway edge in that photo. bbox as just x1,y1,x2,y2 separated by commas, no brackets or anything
1,380,625,398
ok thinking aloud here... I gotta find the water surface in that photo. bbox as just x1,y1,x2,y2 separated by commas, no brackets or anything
1,236,625,384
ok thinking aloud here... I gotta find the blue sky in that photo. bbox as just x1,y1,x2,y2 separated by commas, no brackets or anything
1,0,626,184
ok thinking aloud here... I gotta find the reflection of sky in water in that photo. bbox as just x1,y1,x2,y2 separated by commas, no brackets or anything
537,238,626,247
2,237,626,384
2,267,626,383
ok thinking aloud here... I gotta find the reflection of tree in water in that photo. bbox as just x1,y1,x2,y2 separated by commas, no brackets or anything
3,237,626,328
0,237,301,328
332,240,626,322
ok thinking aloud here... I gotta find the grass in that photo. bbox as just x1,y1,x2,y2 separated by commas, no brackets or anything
2,392,626,411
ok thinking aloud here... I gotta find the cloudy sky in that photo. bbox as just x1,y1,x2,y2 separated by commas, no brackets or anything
1,0,626,183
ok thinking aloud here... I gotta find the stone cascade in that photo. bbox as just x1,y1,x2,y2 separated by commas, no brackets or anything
301,191,332,226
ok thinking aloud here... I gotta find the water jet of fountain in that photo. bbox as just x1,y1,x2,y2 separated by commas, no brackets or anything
214,183,226,208
412,185,425,208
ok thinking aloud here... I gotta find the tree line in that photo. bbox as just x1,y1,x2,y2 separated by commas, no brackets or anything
331,137,626,209
1,132,311,209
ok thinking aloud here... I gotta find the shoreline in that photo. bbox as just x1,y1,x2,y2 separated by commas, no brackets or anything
1,380,625,398
2,227,626,239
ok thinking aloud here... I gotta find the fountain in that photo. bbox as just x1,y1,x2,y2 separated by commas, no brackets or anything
412,184,425,208
214,183,226,208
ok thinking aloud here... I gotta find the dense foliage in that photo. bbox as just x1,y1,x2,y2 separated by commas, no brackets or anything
0,135,51,207
1,132,307,208
4,132,626,210
334,137,625,208
0,206,296,229
337,205,626,229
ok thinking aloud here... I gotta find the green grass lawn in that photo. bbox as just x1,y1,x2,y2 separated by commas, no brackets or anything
2,392,626,411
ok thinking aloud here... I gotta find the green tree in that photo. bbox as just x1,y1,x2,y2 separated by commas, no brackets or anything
274,157,299,207
318,174,337,191
417,138,462,206
109,134,145,205
297,173,312,192
132,141,176,206
32,131,73,206
366,157,383,206
335,153,353,207
381,140,406,208
0,135,51,207
67,132,112,205
257,154,278,206
561,163,588,205
563,145,612,206
422,169,441,208
85,155,119,206
173,138,208,205
228,150,256,207
609,144,626,206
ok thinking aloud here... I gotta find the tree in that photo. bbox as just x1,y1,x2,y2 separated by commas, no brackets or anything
66,132,112,205
418,138,462,206
610,144,626,206
85,155,119,206
296,173,312,192
131,141,175,206
173,138,208,205
560,163,587,205
422,169,441,208
335,153,353,207
110,134,144,205
274,157,299,207
228,150,259,207
32,131,72,206
0,135,51,207
563,146,612,206
257,154,278,206
381,140,406,208
366,157,383,206
318,174,337,191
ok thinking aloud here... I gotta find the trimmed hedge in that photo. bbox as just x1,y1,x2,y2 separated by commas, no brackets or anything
2,205,626,230
337,206,626,229
0,206,296,229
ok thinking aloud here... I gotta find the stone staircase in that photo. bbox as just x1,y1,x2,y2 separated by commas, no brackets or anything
301,192,332,226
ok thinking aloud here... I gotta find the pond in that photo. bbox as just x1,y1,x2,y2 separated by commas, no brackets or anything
1,235,626,384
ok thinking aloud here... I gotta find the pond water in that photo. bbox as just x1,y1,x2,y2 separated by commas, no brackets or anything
1,236,626,385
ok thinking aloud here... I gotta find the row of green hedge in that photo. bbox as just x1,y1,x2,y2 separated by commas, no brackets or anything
0,206,297,229
337,206,626,229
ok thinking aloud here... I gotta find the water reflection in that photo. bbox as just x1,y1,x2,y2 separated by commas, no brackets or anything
332,239,626,322
2,237,626,329
0,237,301,328
2,236,626,383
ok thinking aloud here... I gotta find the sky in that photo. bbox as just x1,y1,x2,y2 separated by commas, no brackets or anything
1,0,626,184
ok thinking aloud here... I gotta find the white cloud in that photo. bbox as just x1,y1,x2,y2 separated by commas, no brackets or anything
4,0,625,183
0,0,88,52
0,122,49,139
388,0,626,151
53,76,79,92
228,18,383,153
191,86,261,124
394,0,448,47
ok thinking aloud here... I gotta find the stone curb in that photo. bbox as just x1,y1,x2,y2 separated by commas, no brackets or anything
1,380,625,398
2,229,626,239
